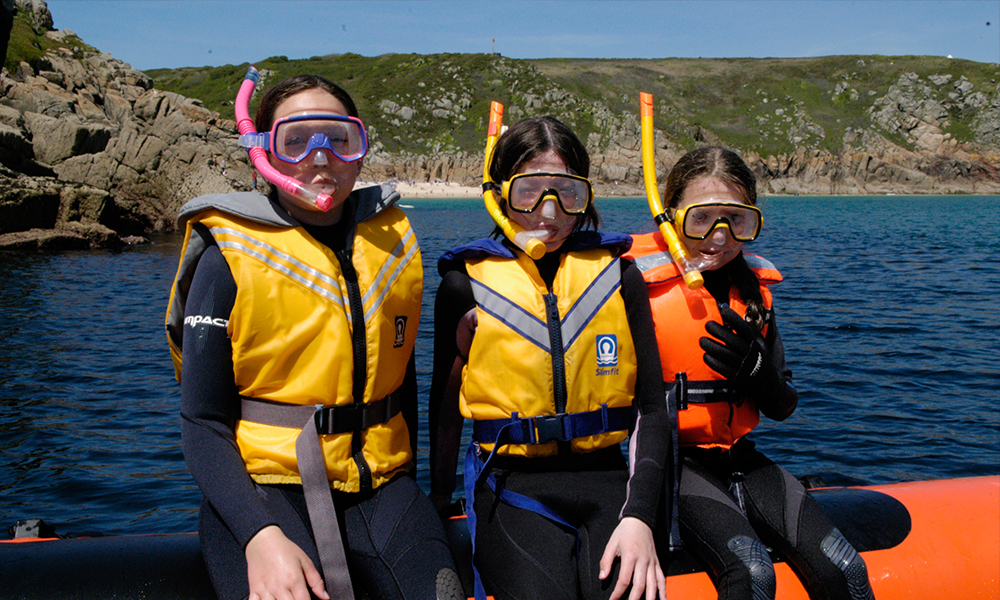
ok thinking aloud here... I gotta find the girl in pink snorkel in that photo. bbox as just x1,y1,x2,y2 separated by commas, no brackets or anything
166,70,460,600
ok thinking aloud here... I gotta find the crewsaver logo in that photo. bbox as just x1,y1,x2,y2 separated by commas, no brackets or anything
596,334,618,367
394,316,407,348
184,315,229,329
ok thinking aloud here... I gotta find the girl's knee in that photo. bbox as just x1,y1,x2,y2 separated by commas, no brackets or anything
820,528,875,600
726,535,776,600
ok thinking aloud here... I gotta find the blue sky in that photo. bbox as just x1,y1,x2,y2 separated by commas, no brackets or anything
45,0,999,71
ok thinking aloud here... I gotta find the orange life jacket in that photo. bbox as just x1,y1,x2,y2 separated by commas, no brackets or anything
626,232,781,449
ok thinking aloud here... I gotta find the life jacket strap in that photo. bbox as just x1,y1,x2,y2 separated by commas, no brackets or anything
240,392,402,434
668,375,738,410
296,409,354,599
471,404,632,446
464,423,583,600
463,403,632,598
237,392,401,600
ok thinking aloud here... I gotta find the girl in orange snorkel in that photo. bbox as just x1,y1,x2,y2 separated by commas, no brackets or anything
627,146,875,600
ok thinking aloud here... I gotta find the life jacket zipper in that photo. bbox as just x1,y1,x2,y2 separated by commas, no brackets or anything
543,293,568,416
336,248,373,492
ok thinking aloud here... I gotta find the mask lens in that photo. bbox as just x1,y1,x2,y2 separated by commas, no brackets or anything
682,203,761,241
506,173,592,214
553,178,591,213
272,116,366,163
509,176,546,211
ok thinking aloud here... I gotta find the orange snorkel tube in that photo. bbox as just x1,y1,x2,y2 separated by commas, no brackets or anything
483,101,546,260
640,92,704,290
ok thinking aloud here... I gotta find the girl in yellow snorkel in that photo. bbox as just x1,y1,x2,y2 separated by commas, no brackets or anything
430,115,671,600
627,146,875,600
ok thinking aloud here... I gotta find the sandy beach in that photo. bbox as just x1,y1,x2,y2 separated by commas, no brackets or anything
358,180,481,199
358,180,646,200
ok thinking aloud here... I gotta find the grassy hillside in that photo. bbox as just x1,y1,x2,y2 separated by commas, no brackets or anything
146,52,998,159
532,55,990,153
147,53,550,155
4,7,96,72
6,10,997,160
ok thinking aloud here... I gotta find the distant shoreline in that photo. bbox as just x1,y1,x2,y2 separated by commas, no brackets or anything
359,180,652,199
359,181,481,199
360,181,1000,202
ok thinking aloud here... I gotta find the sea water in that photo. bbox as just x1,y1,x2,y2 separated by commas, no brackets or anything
1,195,997,536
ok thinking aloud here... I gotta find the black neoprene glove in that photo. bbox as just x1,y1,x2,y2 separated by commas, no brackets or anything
699,305,781,398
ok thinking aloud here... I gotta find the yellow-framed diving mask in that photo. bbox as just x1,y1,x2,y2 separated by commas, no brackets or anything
671,202,762,242
488,172,593,215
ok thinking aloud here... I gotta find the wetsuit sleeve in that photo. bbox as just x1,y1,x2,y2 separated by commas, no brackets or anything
618,258,670,528
758,310,798,421
179,244,277,549
428,266,475,513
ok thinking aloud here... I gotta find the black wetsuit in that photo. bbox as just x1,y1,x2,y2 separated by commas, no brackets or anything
676,269,875,600
180,218,458,600
429,240,672,600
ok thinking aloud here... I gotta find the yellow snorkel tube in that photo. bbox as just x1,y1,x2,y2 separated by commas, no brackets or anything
640,92,704,290
483,101,546,260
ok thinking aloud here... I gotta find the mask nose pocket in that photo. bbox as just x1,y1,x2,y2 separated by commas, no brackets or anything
312,150,329,166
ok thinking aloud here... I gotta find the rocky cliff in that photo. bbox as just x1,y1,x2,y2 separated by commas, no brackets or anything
1,1,997,250
0,1,248,249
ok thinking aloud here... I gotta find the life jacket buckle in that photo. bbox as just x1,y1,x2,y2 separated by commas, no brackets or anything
313,404,328,432
313,404,332,434
313,403,363,435
530,413,567,444
676,372,688,411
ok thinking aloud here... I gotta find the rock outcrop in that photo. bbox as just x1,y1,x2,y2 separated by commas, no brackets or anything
1,0,248,249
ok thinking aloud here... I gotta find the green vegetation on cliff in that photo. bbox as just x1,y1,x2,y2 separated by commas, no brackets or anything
6,7,996,161
3,8,997,251
146,52,999,159
4,7,95,72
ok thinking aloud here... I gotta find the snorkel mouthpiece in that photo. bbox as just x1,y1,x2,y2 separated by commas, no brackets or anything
640,92,704,289
483,101,546,260
235,66,335,212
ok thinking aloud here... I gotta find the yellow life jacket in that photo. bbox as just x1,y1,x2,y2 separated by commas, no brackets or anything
453,237,637,457
165,188,422,492
626,231,780,449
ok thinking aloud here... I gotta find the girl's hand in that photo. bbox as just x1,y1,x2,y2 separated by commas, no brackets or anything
700,306,773,389
700,305,796,419
599,516,666,600
245,525,330,600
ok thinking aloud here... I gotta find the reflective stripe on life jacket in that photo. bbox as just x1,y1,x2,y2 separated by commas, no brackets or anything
165,187,422,492
449,237,637,457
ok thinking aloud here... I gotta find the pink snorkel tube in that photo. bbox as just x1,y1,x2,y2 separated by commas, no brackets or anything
235,66,334,212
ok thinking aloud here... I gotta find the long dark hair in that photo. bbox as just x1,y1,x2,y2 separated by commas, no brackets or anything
488,116,601,235
663,146,766,330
